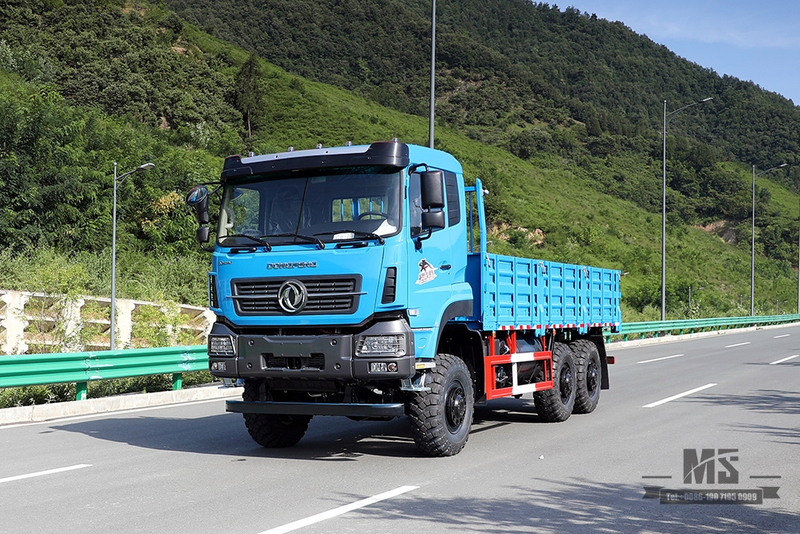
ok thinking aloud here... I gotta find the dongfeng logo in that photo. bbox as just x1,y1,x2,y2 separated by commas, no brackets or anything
278,280,307,313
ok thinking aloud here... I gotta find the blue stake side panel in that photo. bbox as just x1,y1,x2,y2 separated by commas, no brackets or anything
467,253,621,335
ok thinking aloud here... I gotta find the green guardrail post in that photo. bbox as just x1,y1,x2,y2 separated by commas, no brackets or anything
76,382,88,401
172,373,183,390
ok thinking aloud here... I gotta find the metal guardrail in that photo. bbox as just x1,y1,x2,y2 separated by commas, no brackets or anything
0,345,207,401
2,314,800,403
614,314,800,341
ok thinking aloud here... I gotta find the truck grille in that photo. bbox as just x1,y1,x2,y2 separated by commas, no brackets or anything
232,275,362,315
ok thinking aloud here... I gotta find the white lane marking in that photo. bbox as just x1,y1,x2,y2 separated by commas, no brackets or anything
774,334,790,339
259,485,419,534
637,354,684,364
643,384,717,408
770,355,799,365
725,342,751,348
0,464,92,484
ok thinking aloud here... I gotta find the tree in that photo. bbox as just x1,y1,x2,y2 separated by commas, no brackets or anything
234,53,264,138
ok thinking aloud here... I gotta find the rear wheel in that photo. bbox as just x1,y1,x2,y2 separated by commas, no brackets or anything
570,339,602,414
241,380,311,448
408,353,474,457
533,342,576,422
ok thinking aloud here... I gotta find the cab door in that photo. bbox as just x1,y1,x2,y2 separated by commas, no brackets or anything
406,170,457,357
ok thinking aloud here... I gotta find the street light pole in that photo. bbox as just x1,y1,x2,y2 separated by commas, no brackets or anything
751,163,788,316
111,161,155,349
428,0,436,149
661,97,713,321
662,100,667,321
751,165,756,316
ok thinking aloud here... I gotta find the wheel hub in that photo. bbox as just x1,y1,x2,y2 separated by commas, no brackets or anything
560,365,574,403
445,383,467,432
587,361,598,393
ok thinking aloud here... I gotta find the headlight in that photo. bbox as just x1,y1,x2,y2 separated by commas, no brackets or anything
209,335,235,356
355,334,406,356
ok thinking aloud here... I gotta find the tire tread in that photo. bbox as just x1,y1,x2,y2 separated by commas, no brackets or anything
408,353,474,457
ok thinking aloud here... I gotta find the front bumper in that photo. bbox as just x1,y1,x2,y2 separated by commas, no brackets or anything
207,319,415,381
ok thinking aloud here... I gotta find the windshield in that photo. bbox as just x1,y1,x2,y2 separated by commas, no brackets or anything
217,165,402,247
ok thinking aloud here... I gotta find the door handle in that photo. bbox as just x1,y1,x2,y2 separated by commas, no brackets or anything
440,263,452,271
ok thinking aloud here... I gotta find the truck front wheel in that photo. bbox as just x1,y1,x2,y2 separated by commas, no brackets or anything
534,342,576,422
408,353,474,457
241,380,312,448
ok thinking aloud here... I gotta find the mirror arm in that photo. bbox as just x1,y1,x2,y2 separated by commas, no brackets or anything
414,229,433,250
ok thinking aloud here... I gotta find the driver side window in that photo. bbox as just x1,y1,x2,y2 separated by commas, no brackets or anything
409,173,423,237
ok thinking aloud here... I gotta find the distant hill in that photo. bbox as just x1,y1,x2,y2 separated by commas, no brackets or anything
167,0,799,166
1,0,798,317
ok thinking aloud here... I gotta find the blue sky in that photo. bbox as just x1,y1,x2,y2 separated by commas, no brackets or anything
563,1,800,105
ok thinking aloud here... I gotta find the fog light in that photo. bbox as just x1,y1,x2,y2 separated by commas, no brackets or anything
210,361,227,372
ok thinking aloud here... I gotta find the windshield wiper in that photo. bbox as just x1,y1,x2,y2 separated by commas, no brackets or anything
220,234,272,251
263,233,325,249
314,229,385,245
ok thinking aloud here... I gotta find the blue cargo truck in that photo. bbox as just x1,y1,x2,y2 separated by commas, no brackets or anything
186,140,621,456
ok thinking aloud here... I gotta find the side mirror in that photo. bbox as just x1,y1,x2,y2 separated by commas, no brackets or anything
196,226,210,244
421,210,445,230
186,185,209,225
414,170,447,250
420,171,444,209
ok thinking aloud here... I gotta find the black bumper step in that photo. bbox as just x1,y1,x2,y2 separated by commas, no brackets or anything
226,400,406,417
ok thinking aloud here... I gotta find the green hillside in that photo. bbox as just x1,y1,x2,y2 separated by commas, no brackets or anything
1,0,799,319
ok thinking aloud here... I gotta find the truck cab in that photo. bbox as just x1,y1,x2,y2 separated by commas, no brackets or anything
192,139,471,376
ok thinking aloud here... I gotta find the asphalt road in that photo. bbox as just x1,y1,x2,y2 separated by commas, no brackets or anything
1,327,798,533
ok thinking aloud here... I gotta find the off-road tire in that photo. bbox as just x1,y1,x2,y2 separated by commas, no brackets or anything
408,353,474,457
533,342,576,422
570,339,602,414
241,380,311,448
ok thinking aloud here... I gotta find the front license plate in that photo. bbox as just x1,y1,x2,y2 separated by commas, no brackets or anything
370,362,389,373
